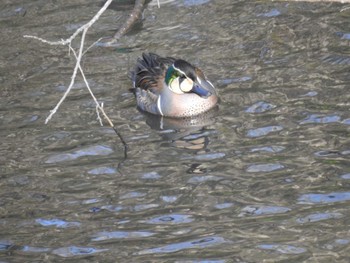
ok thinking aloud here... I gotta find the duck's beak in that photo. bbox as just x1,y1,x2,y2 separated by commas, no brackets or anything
191,79,214,99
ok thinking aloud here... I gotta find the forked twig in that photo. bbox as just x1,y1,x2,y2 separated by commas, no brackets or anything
24,0,114,124
23,0,128,166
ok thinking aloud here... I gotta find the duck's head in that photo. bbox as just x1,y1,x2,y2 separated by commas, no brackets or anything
165,59,215,98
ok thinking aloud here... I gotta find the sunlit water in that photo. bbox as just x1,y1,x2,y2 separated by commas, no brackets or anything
1,0,350,262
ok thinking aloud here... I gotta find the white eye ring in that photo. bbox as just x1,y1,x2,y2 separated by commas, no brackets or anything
180,77,193,92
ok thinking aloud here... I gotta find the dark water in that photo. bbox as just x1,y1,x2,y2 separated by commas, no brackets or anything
1,0,350,262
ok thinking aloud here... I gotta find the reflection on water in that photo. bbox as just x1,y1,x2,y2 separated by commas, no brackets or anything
136,236,228,255
1,0,350,262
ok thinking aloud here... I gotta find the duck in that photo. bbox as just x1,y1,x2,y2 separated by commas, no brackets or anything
131,53,218,118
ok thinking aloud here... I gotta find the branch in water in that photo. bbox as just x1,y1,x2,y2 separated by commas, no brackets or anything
99,0,147,47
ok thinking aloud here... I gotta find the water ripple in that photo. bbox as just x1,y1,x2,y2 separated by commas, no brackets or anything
120,192,147,199
0,241,13,251
87,166,117,175
300,114,341,124
45,145,114,164
314,150,350,157
141,171,162,179
101,205,123,212
136,236,227,255
193,152,226,161
323,239,350,250
188,175,223,184
250,145,285,153
300,91,318,97
258,244,307,254
144,214,194,224
218,76,252,85
240,205,291,216
341,173,350,179
246,163,285,173
245,101,276,113
52,246,108,257
161,195,178,203
21,246,51,253
258,9,281,17
99,203,159,213
35,218,81,228
246,126,283,138
336,32,350,40
296,212,343,223
215,202,234,209
342,118,350,125
298,192,350,204
134,204,159,211
322,54,350,65
92,231,155,241
183,0,211,6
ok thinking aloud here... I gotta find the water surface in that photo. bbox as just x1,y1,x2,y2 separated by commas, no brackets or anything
1,0,350,262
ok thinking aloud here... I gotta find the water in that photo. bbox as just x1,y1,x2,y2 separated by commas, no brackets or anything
1,0,350,262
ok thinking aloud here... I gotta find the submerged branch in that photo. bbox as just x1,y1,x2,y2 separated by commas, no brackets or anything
98,0,147,47
113,0,146,40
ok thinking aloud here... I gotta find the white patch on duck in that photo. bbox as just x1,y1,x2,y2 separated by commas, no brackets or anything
169,77,194,94
180,77,193,92
169,77,182,94
172,64,188,78
157,95,164,116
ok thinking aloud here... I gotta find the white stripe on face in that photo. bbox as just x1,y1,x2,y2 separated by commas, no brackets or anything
172,64,188,79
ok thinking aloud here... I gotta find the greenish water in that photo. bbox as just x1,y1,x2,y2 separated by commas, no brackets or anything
1,0,350,262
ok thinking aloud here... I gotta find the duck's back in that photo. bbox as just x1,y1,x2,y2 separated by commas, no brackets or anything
131,53,175,93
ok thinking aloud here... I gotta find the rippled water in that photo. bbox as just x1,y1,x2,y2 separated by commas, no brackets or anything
1,0,350,262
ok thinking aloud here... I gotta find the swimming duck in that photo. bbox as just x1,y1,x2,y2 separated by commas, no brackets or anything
131,53,218,118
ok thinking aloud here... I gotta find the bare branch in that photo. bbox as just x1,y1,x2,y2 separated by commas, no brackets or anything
24,0,114,124
96,104,103,126
68,45,115,127
113,0,145,40
24,0,130,165
24,0,114,45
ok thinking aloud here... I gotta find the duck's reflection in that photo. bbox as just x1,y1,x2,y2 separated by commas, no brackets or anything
142,107,218,151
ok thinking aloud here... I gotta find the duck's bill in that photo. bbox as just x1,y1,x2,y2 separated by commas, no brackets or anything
192,83,212,98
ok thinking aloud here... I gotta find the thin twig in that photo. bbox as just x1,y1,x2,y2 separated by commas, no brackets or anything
24,0,114,46
83,37,104,56
69,47,129,168
114,126,128,161
24,0,114,123
69,45,115,127
96,104,103,126
24,0,128,165
45,40,83,123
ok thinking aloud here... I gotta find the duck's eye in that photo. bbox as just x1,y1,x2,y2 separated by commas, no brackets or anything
179,76,186,83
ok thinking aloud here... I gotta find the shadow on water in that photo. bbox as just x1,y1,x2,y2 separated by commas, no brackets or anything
1,0,350,262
